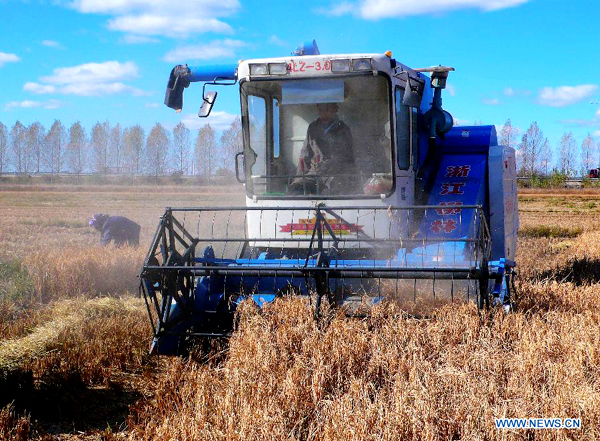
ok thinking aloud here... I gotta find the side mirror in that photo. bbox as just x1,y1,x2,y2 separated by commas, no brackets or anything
235,152,245,183
403,75,424,108
199,91,218,118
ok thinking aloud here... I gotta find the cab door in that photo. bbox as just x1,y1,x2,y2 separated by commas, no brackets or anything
393,86,417,206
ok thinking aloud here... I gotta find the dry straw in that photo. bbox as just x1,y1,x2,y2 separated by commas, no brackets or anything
129,291,599,440
24,246,144,302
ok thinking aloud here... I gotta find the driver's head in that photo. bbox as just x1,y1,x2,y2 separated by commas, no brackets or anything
316,103,338,122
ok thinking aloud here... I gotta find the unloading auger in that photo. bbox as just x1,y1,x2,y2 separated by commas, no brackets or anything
141,40,518,355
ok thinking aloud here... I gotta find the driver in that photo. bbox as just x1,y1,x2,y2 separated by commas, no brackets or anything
289,102,355,194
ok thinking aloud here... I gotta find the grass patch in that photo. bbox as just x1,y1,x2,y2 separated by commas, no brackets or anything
0,403,32,441
20,219,87,228
519,225,583,238
0,260,34,303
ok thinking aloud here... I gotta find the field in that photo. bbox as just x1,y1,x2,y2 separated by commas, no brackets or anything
0,185,598,440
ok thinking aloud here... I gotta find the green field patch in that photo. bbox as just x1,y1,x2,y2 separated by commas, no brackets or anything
19,219,87,228
519,225,583,239
0,260,34,302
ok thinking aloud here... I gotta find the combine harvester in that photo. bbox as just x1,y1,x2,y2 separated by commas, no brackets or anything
141,41,518,355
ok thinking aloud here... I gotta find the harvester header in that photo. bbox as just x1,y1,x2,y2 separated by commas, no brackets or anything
142,40,518,355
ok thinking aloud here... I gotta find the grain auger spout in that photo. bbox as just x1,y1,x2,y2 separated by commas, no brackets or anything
141,40,518,355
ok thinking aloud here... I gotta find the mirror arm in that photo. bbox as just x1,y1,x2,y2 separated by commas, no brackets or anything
165,64,237,113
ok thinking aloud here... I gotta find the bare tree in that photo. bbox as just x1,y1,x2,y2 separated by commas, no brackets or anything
0,122,9,174
67,122,87,175
109,123,122,171
558,132,577,176
91,121,109,173
123,125,144,175
10,121,27,173
540,137,552,175
45,120,66,178
500,119,521,172
26,122,45,173
194,124,217,179
500,119,519,149
220,116,242,172
518,122,545,177
581,133,596,175
146,123,170,177
172,122,190,174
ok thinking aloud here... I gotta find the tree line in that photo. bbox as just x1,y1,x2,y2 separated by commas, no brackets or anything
2,117,596,179
0,118,242,178
499,119,600,177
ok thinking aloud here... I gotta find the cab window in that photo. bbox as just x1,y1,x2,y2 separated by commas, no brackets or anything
395,87,410,170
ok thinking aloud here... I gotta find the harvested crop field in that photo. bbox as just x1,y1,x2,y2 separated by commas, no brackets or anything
0,185,598,440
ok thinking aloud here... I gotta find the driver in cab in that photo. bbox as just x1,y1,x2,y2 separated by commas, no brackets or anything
289,102,355,194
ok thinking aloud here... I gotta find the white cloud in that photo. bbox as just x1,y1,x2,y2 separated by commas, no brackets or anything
452,118,471,126
269,35,288,48
594,130,600,138
318,2,355,16
4,99,63,110
23,61,149,96
483,98,500,105
24,82,57,94
0,52,20,67
503,87,532,97
538,85,598,107
41,61,138,84
68,0,240,39
121,34,160,44
596,108,600,118
109,15,232,37
558,118,600,127
181,110,237,132
42,40,65,49
146,102,160,108
446,84,456,97
164,39,246,62
320,0,530,19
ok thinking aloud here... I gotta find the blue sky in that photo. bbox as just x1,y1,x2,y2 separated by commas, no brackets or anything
1,0,599,159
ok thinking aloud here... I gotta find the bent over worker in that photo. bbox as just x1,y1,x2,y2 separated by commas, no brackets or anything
89,214,141,247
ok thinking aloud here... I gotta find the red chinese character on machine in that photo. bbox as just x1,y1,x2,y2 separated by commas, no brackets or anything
436,202,463,215
445,165,471,177
431,219,458,233
439,182,466,195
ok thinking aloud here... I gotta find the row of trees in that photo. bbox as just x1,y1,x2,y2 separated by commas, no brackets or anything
499,119,599,177
2,116,596,179
0,118,242,177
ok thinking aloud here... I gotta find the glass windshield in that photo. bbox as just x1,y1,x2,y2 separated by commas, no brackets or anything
241,75,393,198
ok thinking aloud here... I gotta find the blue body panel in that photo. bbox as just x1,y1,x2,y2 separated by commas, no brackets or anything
402,126,494,268
438,125,498,153
188,64,237,82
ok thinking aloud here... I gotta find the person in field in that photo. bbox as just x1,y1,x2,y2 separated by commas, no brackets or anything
89,214,141,247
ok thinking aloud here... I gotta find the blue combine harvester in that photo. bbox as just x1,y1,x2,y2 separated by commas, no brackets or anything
141,41,518,355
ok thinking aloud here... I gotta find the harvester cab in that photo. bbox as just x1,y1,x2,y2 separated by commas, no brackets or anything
142,40,518,355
